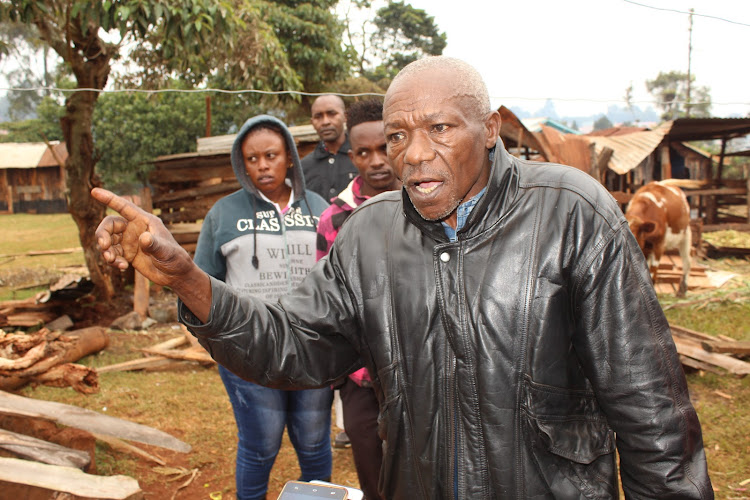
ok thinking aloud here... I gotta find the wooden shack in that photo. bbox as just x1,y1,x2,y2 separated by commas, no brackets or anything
0,142,68,214
149,124,319,254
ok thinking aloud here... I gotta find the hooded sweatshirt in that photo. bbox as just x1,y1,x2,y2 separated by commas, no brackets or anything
194,115,329,300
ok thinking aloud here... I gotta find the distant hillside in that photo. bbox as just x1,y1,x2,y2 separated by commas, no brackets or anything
509,100,660,131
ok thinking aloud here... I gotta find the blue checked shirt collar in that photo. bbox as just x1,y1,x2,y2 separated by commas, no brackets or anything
441,186,487,242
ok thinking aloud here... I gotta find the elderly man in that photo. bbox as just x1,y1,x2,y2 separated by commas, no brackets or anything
93,57,712,499
302,94,358,200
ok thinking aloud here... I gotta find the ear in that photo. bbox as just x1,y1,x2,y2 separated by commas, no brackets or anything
348,150,354,162
484,110,502,149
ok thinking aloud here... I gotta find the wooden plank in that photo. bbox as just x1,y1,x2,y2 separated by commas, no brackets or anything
139,346,214,364
96,356,181,374
93,433,166,466
700,340,750,356
679,355,723,375
152,181,239,204
702,223,750,232
0,428,91,469
682,187,747,196
670,324,718,343
0,390,191,452
672,337,750,376
0,457,142,499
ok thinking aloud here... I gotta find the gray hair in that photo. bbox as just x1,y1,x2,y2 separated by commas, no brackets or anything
390,56,491,117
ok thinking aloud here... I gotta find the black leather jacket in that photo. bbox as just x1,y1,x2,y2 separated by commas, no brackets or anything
184,148,712,499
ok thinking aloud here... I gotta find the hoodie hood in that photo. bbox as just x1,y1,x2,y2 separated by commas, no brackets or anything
230,114,306,200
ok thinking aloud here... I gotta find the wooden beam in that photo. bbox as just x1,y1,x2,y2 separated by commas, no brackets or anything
0,390,191,452
0,428,91,469
0,457,143,500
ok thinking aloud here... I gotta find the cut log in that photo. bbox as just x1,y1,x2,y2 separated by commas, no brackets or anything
0,327,108,393
0,457,142,499
0,428,90,469
30,363,99,394
0,390,191,453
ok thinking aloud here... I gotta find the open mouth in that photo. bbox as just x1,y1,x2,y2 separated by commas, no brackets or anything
413,180,442,194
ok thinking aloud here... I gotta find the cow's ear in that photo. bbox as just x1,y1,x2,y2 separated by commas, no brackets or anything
641,221,656,234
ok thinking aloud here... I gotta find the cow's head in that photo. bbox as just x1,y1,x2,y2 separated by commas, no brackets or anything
625,214,656,257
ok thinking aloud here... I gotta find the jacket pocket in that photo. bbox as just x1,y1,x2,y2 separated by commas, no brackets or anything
522,378,617,499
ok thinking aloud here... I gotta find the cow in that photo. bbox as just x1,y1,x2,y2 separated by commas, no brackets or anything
624,180,692,297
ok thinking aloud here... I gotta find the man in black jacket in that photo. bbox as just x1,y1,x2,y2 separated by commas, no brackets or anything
92,56,712,499
301,94,358,200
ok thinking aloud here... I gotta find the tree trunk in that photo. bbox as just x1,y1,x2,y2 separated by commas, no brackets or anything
60,63,121,300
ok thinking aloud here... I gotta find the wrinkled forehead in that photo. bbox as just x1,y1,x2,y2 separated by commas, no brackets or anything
384,72,476,125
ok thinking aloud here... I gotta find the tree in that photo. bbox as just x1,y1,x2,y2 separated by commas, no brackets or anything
370,1,446,80
593,115,613,131
92,84,257,191
341,0,446,85
645,70,711,120
259,0,351,116
0,1,300,299
0,21,55,119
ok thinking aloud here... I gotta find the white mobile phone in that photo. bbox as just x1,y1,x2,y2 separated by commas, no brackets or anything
277,481,349,500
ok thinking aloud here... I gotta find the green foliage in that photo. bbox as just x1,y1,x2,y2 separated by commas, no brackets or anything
260,0,350,93
0,95,65,142
93,89,228,191
341,0,446,84
646,70,711,120
370,1,446,80
592,115,613,131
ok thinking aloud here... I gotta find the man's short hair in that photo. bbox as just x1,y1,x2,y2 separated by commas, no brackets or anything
346,99,384,131
391,56,491,118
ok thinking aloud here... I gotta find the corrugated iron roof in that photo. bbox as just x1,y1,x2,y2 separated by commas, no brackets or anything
586,126,650,137
662,118,750,141
588,128,668,175
521,117,582,135
0,142,52,169
497,106,550,159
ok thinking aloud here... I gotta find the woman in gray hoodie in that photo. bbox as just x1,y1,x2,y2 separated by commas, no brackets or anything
194,115,332,500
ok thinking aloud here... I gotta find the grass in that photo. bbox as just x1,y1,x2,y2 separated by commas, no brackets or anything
2,213,750,498
0,213,87,300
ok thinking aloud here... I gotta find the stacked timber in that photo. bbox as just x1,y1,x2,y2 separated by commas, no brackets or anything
149,125,319,255
671,323,750,376
0,390,192,499
149,153,237,255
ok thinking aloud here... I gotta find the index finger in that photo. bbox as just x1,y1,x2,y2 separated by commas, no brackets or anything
91,187,146,222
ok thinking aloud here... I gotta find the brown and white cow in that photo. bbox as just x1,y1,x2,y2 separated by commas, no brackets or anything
624,180,692,296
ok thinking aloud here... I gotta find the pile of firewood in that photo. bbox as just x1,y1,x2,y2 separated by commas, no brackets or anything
0,326,108,394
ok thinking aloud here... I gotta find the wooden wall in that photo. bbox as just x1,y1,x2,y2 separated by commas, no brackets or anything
0,167,67,214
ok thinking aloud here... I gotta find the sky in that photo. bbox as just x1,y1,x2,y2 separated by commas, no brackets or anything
1,0,747,123
400,0,750,119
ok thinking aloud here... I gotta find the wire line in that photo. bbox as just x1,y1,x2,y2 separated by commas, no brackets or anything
622,0,750,27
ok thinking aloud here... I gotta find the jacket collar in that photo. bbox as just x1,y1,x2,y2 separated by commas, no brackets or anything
402,145,519,242
312,134,352,159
